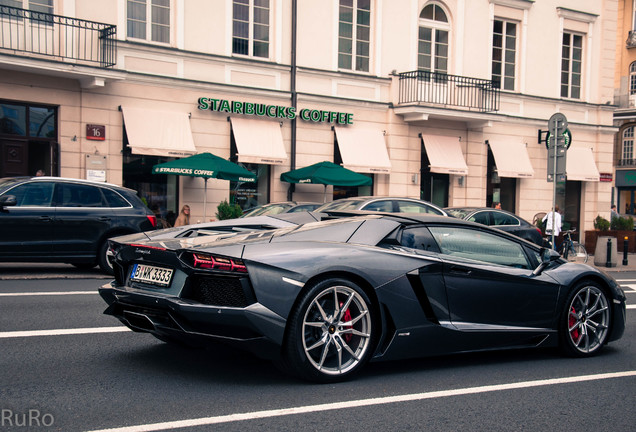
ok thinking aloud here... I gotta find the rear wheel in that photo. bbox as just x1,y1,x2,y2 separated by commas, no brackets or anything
282,278,376,383
97,240,114,275
560,282,610,357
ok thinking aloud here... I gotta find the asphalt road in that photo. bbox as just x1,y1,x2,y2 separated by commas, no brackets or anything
0,274,634,432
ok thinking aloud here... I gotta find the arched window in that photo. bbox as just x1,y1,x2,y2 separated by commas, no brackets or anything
418,3,449,75
623,126,634,163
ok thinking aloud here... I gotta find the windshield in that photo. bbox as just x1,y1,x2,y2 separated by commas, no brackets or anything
316,199,365,212
445,208,471,219
0,178,24,193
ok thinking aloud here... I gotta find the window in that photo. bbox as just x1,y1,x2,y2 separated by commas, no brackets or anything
418,3,449,76
127,0,170,43
630,63,636,96
55,183,105,207
492,19,516,91
428,226,530,269
561,32,582,99
28,0,52,14
338,0,370,72
232,0,270,58
7,182,54,206
623,127,634,162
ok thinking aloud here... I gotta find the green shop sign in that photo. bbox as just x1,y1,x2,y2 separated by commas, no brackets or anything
197,97,353,124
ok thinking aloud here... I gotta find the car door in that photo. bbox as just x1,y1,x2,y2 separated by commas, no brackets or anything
52,182,114,257
427,225,559,332
0,181,55,257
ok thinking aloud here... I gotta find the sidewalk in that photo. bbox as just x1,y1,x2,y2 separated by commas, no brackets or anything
589,253,636,272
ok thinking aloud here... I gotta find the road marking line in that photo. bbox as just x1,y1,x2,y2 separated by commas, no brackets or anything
85,370,636,432
619,284,636,292
627,305,636,309
0,327,130,338
0,291,98,297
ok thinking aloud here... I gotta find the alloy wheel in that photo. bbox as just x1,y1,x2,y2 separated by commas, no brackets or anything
301,285,372,376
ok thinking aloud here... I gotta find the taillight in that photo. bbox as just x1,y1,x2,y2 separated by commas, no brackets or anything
130,243,166,251
192,253,247,273
147,215,157,228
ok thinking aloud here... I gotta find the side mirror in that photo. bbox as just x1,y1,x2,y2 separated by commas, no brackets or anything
533,247,561,276
0,195,17,209
541,247,561,264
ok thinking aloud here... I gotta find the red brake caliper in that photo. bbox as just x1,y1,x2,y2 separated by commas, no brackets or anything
569,306,579,340
340,302,353,343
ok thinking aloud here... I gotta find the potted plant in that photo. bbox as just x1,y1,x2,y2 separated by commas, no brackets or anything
216,200,243,220
585,215,635,253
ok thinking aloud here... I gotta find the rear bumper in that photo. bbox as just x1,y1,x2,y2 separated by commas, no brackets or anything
99,282,287,359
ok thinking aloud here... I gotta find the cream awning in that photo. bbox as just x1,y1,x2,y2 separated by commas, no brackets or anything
122,106,197,157
488,140,534,178
421,134,468,175
230,117,287,165
566,147,600,181
334,127,391,174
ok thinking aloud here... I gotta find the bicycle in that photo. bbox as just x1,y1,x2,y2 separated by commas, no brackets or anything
544,228,588,263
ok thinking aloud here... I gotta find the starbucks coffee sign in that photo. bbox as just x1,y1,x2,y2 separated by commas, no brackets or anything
197,97,353,125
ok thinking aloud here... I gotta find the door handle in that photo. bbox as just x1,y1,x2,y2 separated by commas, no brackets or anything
39,215,52,222
449,266,472,275
98,216,111,221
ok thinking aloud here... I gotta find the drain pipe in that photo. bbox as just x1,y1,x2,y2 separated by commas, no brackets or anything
287,0,297,201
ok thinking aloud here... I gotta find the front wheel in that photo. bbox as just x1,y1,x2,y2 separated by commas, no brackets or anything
282,278,376,383
565,242,588,264
560,282,611,357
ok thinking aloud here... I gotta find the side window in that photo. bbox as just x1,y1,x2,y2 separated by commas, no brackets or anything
363,200,393,212
492,212,519,226
56,183,105,207
468,211,491,225
397,200,443,215
399,227,440,252
5,182,54,206
428,226,530,269
102,188,131,208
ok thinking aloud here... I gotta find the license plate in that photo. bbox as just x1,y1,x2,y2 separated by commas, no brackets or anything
130,263,173,287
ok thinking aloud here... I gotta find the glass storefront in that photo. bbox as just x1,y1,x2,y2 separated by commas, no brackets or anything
122,153,179,227
230,163,269,212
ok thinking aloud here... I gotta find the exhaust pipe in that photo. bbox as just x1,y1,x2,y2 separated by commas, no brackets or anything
123,311,156,332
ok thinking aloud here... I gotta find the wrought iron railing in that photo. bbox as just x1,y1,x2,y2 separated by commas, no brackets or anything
0,5,116,67
398,70,500,112
619,158,636,167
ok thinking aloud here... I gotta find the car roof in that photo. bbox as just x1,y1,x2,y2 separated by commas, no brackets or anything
0,176,137,193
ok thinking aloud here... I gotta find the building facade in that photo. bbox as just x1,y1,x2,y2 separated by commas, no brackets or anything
614,0,636,216
0,0,616,236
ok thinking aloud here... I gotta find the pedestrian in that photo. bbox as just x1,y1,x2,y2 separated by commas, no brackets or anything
35,169,45,176
611,204,619,220
493,201,501,210
174,204,191,227
542,205,562,249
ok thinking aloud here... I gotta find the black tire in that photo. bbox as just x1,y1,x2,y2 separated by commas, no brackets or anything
97,240,114,275
282,278,377,383
71,262,96,270
560,281,611,357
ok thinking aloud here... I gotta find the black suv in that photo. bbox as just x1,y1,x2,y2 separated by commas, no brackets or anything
0,177,157,274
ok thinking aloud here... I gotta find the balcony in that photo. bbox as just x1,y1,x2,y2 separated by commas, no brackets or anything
0,5,116,68
627,30,636,48
394,70,500,127
619,158,636,167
